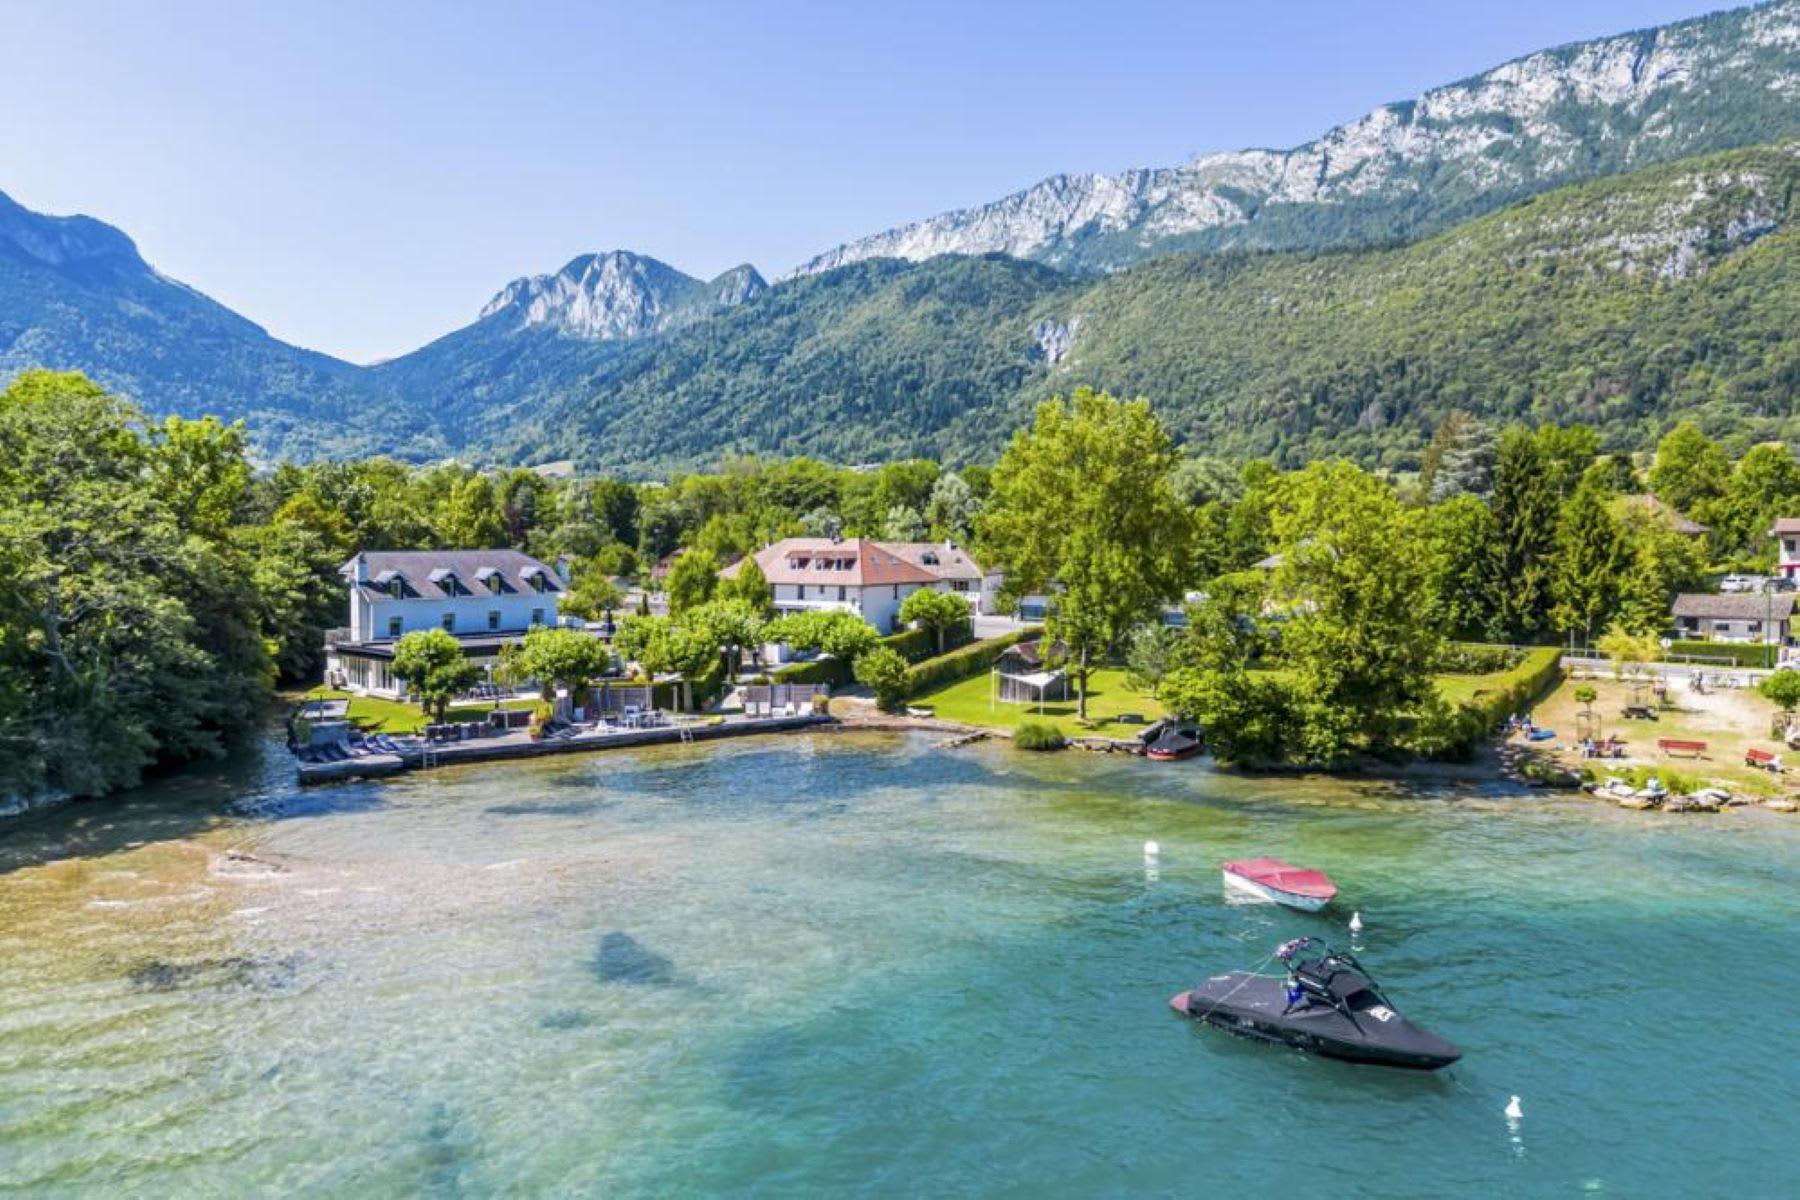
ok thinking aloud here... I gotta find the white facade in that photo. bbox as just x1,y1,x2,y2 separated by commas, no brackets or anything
768,578,928,636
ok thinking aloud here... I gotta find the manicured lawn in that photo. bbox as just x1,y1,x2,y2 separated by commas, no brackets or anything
304,688,521,735
908,668,1164,738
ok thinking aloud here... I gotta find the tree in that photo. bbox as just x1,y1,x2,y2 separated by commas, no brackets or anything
391,629,480,721
1414,495,1495,641
1648,421,1729,516
1264,461,1443,761
1760,669,1800,715
665,548,718,614
433,472,507,548
1549,476,1627,645
560,568,625,623
764,609,878,661
853,646,910,711
1595,624,1662,679
150,415,251,539
924,472,979,542
1612,499,1707,634
1708,443,1800,559
719,555,773,616
1574,685,1598,719
685,599,768,681
511,626,612,699
1158,574,1291,764
978,389,1193,719
1124,623,1181,694
1485,427,1560,640
1417,410,1496,502
898,588,969,654
883,504,927,541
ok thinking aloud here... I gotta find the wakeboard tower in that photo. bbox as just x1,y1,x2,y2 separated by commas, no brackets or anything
1170,937,1460,1070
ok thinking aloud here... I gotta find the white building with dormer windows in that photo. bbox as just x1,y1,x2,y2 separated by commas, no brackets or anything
324,549,570,696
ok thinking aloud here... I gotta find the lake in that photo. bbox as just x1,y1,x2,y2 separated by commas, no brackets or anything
1,730,1795,1195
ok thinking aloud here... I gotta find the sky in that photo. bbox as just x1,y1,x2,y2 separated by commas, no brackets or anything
0,0,1729,362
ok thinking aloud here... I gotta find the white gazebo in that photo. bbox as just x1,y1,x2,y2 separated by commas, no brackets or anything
990,640,1071,713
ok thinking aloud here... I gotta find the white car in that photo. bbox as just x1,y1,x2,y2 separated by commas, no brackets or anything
1719,574,1760,594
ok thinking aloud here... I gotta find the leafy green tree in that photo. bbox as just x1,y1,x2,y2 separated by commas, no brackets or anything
560,568,625,623
925,471,979,542
1581,453,1642,496
391,628,480,721
763,609,878,661
434,472,507,547
1159,574,1290,764
1595,624,1662,678
1417,410,1496,502
897,588,969,654
1549,476,1628,645
1413,495,1495,641
978,388,1193,719
1647,421,1729,516
1707,443,1800,558
883,504,927,541
1612,498,1707,634
665,548,719,615
685,599,769,681
853,645,910,711
1265,461,1443,761
1485,427,1560,640
1760,669,1800,715
1123,623,1181,694
719,555,773,616
511,626,612,699
150,415,251,538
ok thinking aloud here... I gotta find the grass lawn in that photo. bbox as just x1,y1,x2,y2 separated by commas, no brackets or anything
908,667,1163,738
304,688,524,735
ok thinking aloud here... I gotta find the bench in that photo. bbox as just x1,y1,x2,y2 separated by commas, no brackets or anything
1657,738,1707,758
1746,747,1781,771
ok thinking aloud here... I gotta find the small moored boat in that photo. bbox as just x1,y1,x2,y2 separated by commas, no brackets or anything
1222,857,1337,911
1170,937,1461,1071
1144,723,1202,761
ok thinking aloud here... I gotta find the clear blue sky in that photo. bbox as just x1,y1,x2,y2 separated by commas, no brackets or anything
0,0,1727,362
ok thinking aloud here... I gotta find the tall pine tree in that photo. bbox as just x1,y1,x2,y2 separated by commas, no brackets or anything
1485,428,1560,640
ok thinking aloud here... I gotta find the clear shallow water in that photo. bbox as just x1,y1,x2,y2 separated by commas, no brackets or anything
1,731,1796,1196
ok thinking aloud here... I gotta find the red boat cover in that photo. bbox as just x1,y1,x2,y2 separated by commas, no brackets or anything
1222,858,1338,900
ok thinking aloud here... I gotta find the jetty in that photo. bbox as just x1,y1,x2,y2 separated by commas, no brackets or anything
295,712,831,784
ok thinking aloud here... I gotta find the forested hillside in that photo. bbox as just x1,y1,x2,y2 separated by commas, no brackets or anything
506,142,1800,474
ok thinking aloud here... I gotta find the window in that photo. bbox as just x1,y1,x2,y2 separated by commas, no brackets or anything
441,613,456,632
951,580,968,592
488,610,501,631
389,578,404,599
387,616,403,638
797,585,806,600
837,586,846,601
531,608,545,627
922,552,939,565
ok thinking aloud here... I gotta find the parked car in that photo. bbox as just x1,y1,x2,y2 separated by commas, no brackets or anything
1764,576,1796,593
1720,574,1762,594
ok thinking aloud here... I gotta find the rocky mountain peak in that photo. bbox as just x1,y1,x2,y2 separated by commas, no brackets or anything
0,189,143,270
794,0,1800,277
477,250,766,340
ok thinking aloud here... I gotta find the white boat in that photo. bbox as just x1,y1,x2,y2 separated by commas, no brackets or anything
1221,858,1338,912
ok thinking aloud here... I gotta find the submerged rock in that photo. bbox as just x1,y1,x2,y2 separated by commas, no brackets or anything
593,932,675,986
127,954,303,993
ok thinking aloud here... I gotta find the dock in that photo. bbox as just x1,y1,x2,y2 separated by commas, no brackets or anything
296,713,832,784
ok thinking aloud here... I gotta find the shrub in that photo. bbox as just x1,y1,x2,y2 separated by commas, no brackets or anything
1013,720,1067,751
1760,668,1800,712
1459,646,1565,733
1431,643,1524,674
773,656,850,686
901,627,1038,698
1670,640,1775,668
854,646,911,710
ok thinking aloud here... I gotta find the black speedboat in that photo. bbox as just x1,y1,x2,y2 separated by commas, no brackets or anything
1170,937,1460,1070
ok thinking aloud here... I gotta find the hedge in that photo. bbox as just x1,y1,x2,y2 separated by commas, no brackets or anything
881,619,971,664
1459,646,1565,732
902,627,1040,699
1666,640,1775,668
772,656,851,686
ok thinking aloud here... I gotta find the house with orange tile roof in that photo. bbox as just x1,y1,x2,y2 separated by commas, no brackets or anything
721,537,990,634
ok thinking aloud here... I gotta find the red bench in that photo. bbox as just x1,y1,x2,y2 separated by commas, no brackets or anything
1746,748,1780,770
1657,738,1707,758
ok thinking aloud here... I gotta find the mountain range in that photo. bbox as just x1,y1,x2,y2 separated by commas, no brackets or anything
2,0,1798,471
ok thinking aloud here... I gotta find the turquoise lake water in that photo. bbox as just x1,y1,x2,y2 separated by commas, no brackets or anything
1,730,1796,1196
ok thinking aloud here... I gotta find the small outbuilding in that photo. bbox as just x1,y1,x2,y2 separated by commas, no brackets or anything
992,639,1071,707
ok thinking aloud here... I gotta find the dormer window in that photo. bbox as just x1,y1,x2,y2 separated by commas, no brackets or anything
922,552,939,565
389,577,404,599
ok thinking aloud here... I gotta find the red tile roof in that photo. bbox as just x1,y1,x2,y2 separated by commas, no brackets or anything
721,538,941,588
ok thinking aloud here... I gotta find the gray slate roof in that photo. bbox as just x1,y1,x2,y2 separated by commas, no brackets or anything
1670,592,1796,620
342,549,561,601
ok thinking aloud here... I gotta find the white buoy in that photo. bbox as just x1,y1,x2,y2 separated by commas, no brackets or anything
1349,911,1364,935
1143,840,1160,859
1505,1095,1523,1121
